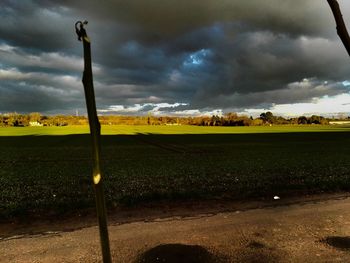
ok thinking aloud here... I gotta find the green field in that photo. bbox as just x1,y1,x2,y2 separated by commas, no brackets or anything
1,124,350,136
1,125,350,218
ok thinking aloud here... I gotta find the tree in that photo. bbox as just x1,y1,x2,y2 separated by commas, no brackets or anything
29,112,42,122
298,116,308,125
7,112,19,126
327,0,350,56
309,115,322,124
260,111,274,124
210,115,222,126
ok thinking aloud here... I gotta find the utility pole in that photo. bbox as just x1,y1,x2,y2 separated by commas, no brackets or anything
75,21,112,263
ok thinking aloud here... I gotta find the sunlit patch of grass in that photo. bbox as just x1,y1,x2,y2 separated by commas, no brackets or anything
0,124,349,136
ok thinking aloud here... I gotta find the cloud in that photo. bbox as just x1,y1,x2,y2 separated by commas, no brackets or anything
0,80,81,113
98,102,224,117
99,102,188,115
0,2,76,52
58,0,336,39
242,93,350,117
0,43,102,74
0,0,350,115
0,67,84,113
192,78,349,109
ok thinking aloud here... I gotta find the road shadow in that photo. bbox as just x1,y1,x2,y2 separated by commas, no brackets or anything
134,243,226,263
322,236,350,251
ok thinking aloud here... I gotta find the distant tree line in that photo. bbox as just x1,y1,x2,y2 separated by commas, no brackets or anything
258,112,330,125
0,113,88,127
0,111,343,127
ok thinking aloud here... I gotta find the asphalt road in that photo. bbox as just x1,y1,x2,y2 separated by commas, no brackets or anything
1,194,350,262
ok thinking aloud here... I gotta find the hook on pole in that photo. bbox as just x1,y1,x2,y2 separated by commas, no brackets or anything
75,20,88,41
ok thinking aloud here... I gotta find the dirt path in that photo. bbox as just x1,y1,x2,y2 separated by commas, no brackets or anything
2,194,350,262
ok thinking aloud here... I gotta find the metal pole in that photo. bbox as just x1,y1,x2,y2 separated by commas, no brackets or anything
75,21,112,263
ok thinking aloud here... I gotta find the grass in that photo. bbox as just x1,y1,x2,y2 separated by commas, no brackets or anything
1,125,350,218
1,124,350,136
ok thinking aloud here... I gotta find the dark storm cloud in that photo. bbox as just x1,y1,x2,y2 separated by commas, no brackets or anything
0,80,82,113
1,0,350,114
57,0,334,39
192,78,349,109
0,1,76,52
0,45,86,75
189,30,350,107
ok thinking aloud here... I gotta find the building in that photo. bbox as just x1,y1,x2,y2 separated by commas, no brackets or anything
29,121,43,127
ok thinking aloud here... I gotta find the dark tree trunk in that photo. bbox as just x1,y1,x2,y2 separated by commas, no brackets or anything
327,0,350,56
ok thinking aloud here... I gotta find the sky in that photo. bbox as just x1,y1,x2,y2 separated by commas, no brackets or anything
1,0,350,117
